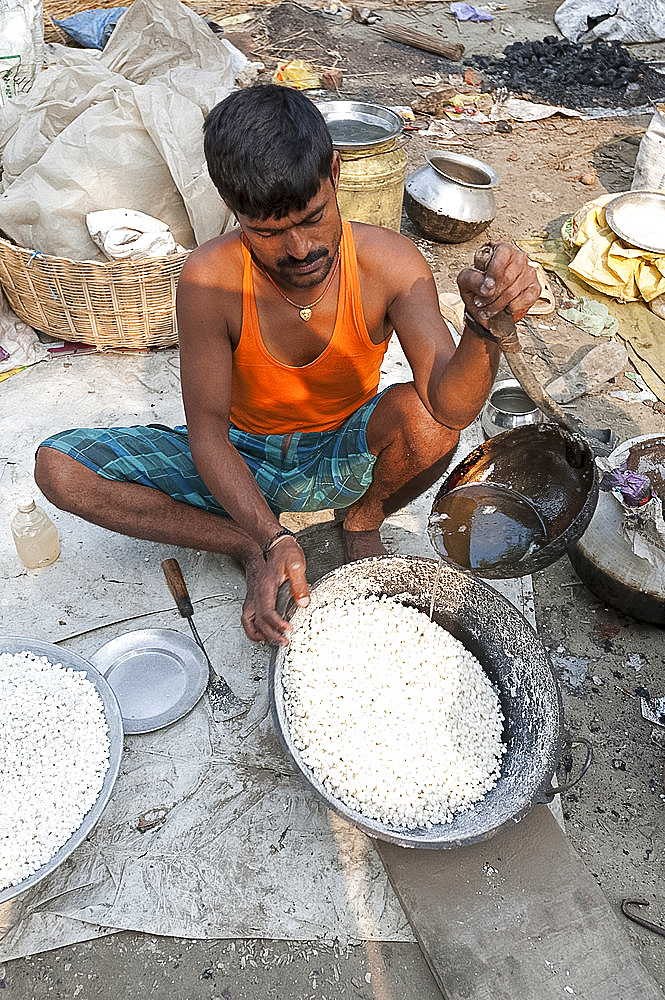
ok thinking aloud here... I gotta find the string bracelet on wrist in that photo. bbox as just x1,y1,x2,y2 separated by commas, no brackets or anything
463,310,493,340
262,527,297,561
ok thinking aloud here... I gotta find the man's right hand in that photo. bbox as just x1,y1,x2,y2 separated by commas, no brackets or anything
241,537,310,645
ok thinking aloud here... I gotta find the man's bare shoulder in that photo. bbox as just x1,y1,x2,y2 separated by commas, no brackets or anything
179,228,243,292
351,221,432,289
176,229,245,344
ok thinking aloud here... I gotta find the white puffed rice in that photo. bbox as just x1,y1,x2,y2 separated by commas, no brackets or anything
282,595,505,829
0,650,111,891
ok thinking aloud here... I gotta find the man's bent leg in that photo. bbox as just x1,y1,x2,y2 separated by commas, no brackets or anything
35,446,261,564
340,382,460,559
34,444,279,640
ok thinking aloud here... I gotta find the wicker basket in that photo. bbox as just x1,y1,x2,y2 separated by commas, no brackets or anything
45,0,206,43
0,236,188,349
43,0,250,43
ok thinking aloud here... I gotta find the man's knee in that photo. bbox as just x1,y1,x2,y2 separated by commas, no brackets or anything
34,445,82,512
372,384,460,461
34,445,60,503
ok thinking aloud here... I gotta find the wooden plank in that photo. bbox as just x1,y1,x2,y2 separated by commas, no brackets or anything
375,804,660,1000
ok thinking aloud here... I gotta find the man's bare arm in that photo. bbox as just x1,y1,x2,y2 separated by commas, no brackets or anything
375,232,538,429
376,234,499,429
176,248,280,541
175,246,309,643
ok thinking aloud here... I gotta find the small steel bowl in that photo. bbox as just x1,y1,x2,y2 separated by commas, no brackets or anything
480,378,544,438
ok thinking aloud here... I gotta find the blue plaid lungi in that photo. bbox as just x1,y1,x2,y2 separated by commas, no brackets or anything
39,389,389,516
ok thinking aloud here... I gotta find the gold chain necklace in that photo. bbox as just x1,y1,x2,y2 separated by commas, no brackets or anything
253,249,341,322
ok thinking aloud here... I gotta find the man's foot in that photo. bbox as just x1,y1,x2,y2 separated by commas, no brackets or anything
342,527,388,562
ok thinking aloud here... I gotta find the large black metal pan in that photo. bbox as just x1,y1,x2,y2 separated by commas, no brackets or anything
270,556,590,849
429,424,599,578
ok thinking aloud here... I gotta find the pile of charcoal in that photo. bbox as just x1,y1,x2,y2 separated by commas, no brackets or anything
471,36,665,110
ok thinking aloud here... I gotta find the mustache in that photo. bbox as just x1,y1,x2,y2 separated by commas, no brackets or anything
277,247,329,269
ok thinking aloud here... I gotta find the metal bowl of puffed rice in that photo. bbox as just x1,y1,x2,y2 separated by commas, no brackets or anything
270,555,589,849
0,637,123,903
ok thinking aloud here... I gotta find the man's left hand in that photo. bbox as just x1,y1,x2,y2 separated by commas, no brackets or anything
457,243,541,333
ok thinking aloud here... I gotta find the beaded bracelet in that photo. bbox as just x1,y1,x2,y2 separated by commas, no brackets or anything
262,527,297,562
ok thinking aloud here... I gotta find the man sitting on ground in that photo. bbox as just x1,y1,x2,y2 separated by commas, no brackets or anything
35,85,539,646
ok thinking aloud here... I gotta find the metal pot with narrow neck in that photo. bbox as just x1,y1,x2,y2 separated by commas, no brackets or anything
404,150,499,243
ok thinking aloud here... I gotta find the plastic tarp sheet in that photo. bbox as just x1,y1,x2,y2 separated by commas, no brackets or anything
0,0,44,103
518,237,665,403
0,339,535,961
0,289,47,370
0,0,234,259
555,0,665,43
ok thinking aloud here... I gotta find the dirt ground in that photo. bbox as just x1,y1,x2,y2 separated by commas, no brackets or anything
3,1,665,996
247,16,665,991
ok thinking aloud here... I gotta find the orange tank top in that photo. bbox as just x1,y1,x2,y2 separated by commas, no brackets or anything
230,221,389,435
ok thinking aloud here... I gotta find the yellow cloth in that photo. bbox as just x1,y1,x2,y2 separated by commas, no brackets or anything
565,193,665,304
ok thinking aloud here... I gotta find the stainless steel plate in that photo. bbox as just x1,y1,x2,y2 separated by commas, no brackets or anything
315,100,403,149
91,628,208,734
605,191,665,254
0,636,123,905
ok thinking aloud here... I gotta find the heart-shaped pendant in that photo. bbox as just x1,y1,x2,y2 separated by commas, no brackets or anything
299,307,312,322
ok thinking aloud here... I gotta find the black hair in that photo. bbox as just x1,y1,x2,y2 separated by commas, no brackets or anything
203,85,334,220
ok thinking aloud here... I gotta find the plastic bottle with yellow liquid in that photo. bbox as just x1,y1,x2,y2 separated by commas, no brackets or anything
11,498,60,569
